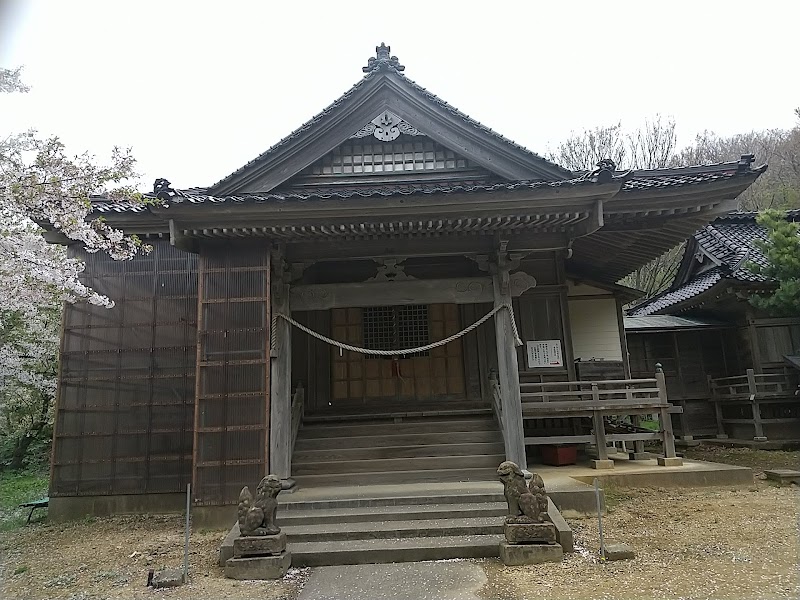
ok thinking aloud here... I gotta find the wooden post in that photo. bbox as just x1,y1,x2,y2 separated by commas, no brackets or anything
590,383,612,469
270,279,293,483
656,366,681,465
709,375,728,439
492,271,527,470
747,368,767,441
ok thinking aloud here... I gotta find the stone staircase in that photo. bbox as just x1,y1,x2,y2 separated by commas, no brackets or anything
291,408,506,487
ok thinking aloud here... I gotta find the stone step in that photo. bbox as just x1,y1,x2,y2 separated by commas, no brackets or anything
303,407,492,424
293,442,506,463
289,534,504,567
292,453,507,476
292,467,500,488
280,491,506,513
276,502,508,525
294,430,502,451
283,516,503,543
298,418,498,439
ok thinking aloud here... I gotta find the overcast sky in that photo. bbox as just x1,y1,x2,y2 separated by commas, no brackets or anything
2,0,798,190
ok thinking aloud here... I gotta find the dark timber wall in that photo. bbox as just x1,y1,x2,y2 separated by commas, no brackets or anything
52,241,198,497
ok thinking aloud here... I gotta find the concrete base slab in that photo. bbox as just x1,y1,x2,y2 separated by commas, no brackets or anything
225,552,291,580
603,543,635,561
764,469,800,484
592,459,614,470
297,562,487,600
657,457,684,467
499,542,563,566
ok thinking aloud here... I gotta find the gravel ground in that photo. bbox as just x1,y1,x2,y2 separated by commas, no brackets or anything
1,449,798,600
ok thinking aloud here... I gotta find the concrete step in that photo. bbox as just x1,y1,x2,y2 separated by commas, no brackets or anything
292,453,507,476
280,491,506,512
298,418,498,439
303,407,492,424
292,467,500,488
283,516,503,543
294,430,502,451
293,442,506,463
276,502,508,525
289,534,503,567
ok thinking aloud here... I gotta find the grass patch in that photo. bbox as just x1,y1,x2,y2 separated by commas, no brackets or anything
0,469,49,531
13,565,29,575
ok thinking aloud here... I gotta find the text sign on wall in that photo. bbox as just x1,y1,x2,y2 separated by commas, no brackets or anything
526,340,564,368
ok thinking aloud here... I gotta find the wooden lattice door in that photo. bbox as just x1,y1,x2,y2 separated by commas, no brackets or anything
331,303,465,404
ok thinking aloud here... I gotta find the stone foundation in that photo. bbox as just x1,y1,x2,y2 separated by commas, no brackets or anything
499,542,563,566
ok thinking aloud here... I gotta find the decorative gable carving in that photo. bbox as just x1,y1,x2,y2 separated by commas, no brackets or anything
351,111,422,141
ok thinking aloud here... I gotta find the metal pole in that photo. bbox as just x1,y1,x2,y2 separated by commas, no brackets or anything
183,483,191,581
594,477,606,560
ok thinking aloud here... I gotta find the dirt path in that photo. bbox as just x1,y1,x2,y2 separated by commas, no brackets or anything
2,449,798,600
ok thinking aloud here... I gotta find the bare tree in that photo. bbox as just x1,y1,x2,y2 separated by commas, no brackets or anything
548,123,628,171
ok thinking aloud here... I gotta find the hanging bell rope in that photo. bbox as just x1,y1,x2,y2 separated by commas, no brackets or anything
273,303,522,356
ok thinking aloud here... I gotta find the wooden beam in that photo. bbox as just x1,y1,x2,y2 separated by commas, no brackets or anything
289,272,535,311
169,219,198,254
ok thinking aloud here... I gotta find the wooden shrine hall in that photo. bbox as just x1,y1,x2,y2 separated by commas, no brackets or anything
48,44,765,519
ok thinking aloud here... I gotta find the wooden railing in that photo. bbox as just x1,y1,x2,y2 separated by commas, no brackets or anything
290,382,304,453
708,368,798,440
709,369,795,401
494,367,680,466
488,369,504,429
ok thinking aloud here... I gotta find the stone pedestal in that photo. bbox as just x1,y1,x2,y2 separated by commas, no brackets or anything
603,543,635,561
657,456,683,467
233,532,287,557
503,522,556,545
225,553,291,580
225,532,291,580
499,542,563,565
591,459,614,470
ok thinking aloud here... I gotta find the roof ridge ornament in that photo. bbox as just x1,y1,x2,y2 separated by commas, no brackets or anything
363,43,405,73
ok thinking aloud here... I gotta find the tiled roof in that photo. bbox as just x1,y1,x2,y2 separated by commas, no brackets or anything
628,210,799,316
208,65,573,192
624,315,730,331
627,267,724,316
114,163,754,211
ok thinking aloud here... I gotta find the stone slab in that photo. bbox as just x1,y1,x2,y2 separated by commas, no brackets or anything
764,469,800,484
499,541,563,565
234,531,287,557
657,457,684,467
225,552,291,580
603,543,635,561
151,568,185,588
591,459,614,470
219,522,240,566
297,562,487,600
503,522,556,545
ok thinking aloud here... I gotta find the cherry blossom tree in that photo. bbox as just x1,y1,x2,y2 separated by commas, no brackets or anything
1,67,145,468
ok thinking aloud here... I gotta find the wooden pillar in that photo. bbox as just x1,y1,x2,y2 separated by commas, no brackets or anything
492,271,527,470
270,278,293,482
656,366,681,465
591,382,612,469
747,368,767,441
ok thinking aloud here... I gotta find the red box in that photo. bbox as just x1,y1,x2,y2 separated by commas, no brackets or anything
540,445,578,466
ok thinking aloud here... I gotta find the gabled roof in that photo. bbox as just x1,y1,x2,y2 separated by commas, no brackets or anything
628,209,800,316
207,44,573,195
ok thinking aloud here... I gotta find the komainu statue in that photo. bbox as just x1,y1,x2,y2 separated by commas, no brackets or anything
496,460,548,523
238,475,283,536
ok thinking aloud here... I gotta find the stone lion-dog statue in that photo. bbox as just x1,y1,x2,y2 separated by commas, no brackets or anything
496,460,548,523
238,474,283,536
